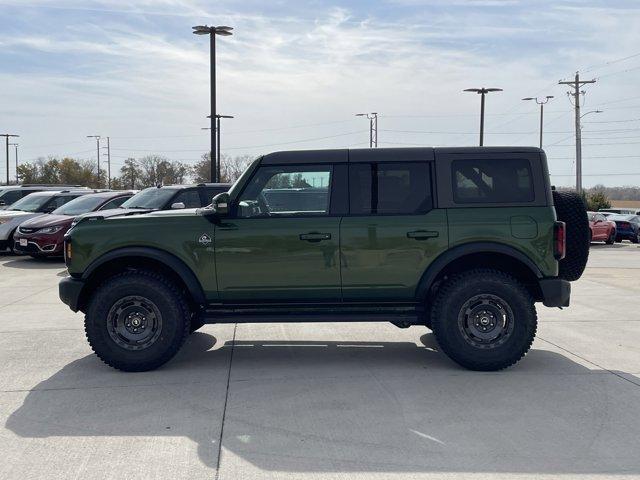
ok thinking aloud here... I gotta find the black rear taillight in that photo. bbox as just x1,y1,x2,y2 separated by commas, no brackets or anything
554,221,566,260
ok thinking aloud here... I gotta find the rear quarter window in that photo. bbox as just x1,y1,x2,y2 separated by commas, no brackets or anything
452,158,534,204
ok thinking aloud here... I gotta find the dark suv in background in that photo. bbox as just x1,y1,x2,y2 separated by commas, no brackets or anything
72,183,231,226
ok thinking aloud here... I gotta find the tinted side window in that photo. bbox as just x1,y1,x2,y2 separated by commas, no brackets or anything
349,162,432,215
452,158,534,204
0,190,22,205
203,187,228,205
172,190,201,208
42,195,78,211
99,196,130,210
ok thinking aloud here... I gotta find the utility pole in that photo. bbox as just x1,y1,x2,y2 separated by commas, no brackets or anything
87,135,101,188
463,88,502,146
355,113,378,147
9,143,18,183
1,134,19,185
101,137,111,189
559,72,596,193
522,96,554,148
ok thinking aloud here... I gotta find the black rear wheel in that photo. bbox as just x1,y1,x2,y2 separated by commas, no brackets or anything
85,271,191,371
431,269,537,371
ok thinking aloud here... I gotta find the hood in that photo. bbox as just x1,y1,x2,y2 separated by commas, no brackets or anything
20,214,73,229
0,210,35,219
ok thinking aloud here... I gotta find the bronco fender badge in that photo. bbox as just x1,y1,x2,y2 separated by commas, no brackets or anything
198,234,212,246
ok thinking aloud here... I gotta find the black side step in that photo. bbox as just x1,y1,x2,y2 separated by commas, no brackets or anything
201,302,425,325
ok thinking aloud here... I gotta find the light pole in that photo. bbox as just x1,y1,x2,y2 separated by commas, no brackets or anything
522,95,554,148
87,135,101,187
205,114,234,182
463,88,502,146
192,24,233,183
575,109,603,193
355,113,378,148
1,134,19,185
8,143,18,183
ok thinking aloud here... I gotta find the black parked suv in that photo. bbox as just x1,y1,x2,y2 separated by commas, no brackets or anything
72,183,231,225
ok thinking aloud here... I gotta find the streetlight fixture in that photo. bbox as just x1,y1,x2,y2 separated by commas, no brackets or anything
86,135,101,187
8,143,18,183
463,88,503,146
205,114,234,182
355,112,378,148
193,24,233,183
0,134,19,185
522,95,554,148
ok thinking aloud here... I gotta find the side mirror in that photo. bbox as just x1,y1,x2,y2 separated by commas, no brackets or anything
171,202,186,210
211,192,230,216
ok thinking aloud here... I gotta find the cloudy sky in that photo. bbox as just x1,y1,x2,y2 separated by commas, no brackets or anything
1,0,639,186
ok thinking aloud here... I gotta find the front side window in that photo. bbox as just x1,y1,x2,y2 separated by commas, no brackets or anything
237,165,332,218
172,189,201,208
0,190,22,205
9,194,52,212
349,162,432,215
452,158,534,204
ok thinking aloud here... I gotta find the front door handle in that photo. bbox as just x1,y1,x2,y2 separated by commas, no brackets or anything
300,232,332,242
407,230,439,240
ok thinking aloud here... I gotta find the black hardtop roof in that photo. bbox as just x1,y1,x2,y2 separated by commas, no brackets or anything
151,183,232,190
82,190,135,199
261,146,543,165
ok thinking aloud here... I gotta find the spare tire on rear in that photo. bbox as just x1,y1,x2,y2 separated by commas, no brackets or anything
553,190,589,281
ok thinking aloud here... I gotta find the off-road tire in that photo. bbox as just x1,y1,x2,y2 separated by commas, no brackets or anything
189,316,206,334
553,190,589,281
85,271,191,372
431,269,537,371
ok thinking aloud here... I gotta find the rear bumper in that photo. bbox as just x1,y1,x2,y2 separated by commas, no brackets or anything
59,277,85,312
539,278,571,307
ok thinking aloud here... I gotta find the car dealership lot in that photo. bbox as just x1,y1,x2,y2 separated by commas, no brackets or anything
0,246,639,480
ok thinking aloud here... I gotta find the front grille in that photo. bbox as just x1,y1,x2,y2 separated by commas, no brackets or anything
18,226,38,234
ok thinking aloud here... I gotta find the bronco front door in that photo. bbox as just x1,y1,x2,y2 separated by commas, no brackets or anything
214,162,342,302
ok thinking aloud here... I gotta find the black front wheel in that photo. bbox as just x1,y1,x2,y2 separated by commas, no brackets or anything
431,269,537,371
85,271,191,371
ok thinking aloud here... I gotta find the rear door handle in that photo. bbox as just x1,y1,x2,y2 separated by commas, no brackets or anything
299,232,332,242
407,230,439,240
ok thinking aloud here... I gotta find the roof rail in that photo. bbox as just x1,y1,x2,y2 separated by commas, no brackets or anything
20,184,84,188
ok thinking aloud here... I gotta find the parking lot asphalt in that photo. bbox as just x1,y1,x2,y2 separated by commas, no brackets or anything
1,244,639,480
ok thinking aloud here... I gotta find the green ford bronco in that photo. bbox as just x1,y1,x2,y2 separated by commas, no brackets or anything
59,147,589,372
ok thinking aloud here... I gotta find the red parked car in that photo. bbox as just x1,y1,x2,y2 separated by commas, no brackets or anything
588,211,616,244
13,191,134,257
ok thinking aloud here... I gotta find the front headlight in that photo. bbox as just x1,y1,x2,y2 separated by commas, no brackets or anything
36,225,64,235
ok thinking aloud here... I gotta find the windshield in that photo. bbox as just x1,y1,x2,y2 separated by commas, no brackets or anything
8,194,52,212
52,195,107,216
120,188,177,209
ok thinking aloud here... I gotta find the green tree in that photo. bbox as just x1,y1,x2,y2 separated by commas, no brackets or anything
586,191,611,211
